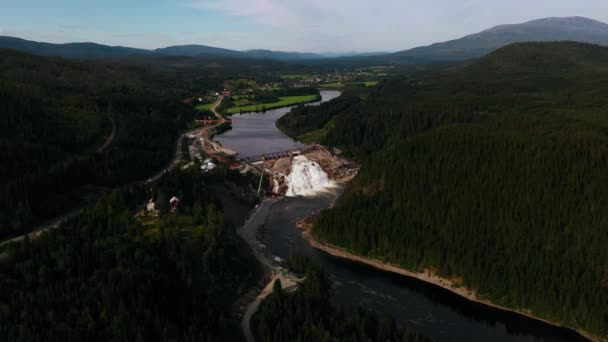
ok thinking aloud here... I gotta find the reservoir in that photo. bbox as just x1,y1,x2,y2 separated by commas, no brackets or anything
215,90,340,157
216,90,586,342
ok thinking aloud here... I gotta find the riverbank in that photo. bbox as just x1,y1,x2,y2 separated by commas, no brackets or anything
211,88,591,341
236,198,305,342
297,220,598,342
226,94,321,114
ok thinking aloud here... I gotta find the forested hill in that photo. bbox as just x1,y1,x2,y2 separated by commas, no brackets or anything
321,42,608,156
0,36,327,61
306,42,608,338
0,169,261,341
0,49,215,240
252,257,430,342
0,36,150,59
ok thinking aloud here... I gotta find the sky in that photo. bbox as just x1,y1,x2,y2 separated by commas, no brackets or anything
1,0,608,53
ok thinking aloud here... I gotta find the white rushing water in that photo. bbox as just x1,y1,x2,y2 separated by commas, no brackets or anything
272,178,280,194
286,156,335,197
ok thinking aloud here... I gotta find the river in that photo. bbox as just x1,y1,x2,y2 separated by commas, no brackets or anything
215,91,341,157
216,90,586,342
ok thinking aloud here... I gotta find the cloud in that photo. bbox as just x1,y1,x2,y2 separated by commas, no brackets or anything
190,0,443,51
58,24,86,31
192,0,295,27
189,0,608,52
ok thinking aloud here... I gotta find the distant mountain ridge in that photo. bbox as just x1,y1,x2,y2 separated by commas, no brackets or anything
0,36,150,59
154,45,325,60
0,36,332,61
392,16,608,61
153,44,240,57
2,16,608,62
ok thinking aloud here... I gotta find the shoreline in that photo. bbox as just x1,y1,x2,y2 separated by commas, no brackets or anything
236,198,305,342
225,94,322,115
215,87,600,341
297,221,598,342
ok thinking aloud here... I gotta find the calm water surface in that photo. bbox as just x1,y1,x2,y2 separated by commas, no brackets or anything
215,90,586,342
215,90,340,157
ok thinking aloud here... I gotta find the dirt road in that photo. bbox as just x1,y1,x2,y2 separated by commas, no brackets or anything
198,96,238,156
211,96,224,119
0,123,196,247
2,95,233,248
97,114,116,153
236,198,304,342
241,272,302,342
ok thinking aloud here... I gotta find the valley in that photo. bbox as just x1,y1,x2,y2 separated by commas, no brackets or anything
207,86,592,342
2,8,608,342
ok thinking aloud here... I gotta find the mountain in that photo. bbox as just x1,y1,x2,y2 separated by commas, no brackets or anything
5,16,607,63
156,46,324,60
153,44,242,57
0,36,150,58
393,16,608,61
0,37,329,61
242,49,322,60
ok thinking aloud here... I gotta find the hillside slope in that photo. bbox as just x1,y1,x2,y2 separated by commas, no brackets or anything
0,170,261,342
393,16,608,61
0,36,326,61
0,36,150,58
0,49,203,239
308,42,608,339
154,44,242,57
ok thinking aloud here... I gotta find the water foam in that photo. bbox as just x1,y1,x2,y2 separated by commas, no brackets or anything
285,155,335,197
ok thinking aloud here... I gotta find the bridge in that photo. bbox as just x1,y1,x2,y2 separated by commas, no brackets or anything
239,144,322,163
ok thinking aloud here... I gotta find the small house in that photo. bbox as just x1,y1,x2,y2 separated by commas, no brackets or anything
146,199,159,217
169,196,180,214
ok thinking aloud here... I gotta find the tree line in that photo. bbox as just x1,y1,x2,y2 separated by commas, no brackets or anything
305,42,608,338
252,257,431,342
0,49,221,240
0,168,262,341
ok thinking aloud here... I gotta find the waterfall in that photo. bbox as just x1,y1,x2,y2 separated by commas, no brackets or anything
272,178,280,194
286,156,335,197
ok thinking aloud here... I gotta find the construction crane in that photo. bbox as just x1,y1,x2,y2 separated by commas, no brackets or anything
257,168,265,196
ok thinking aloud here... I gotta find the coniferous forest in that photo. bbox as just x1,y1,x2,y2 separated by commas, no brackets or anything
0,48,296,240
0,49,208,239
252,257,430,342
0,168,261,341
290,42,608,338
276,93,361,139
0,47,433,342
2,37,608,341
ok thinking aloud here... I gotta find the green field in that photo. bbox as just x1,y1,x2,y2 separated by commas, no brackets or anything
351,81,379,87
298,117,337,144
195,102,214,111
226,94,319,114
280,74,308,80
319,82,344,88
361,65,395,71
320,81,378,88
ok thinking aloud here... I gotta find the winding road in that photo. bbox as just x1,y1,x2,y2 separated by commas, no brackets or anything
0,108,201,248
1,94,301,342
210,95,223,119
0,133,187,250
97,114,116,153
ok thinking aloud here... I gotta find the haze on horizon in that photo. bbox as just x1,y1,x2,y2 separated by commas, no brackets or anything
2,0,608,53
